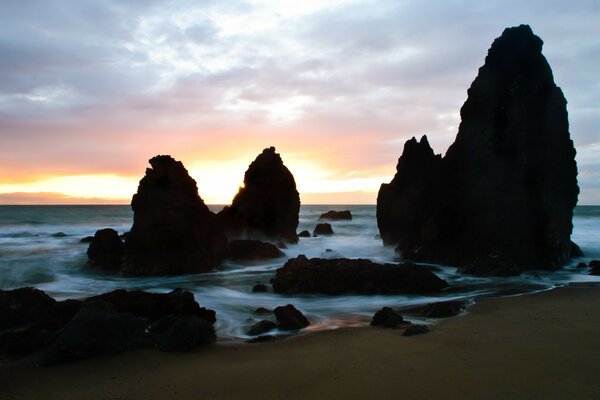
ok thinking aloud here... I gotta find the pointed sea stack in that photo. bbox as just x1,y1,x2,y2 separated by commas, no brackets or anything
122,155,228,275
377,25,579,276
218,147,300,243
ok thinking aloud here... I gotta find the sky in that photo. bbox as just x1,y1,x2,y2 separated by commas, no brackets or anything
0,0,599,205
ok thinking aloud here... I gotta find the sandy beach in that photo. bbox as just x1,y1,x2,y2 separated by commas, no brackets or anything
2,283,599,400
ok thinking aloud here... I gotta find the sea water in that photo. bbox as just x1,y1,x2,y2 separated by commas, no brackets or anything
1,205,599,340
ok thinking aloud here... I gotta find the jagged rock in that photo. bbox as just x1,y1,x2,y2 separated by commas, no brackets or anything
274,304,309,330
247,320,277,336
227,240,284,262
370,307,405,328
218,147,300,243
86,228,124,271
252,284,268,293
403,325,429,336
313,223,333,236
377,25,579,276
298,230,311,238
422,301,466,318
272,255,448,295
319,210,352,220
149,316,216,352
41,301,152,366
86,289,215,323
123,155,228,276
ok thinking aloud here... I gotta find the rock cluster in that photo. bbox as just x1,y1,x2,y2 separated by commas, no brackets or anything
377,25,580,275
271,255,448,295
219,147,300,243
246,304,310,336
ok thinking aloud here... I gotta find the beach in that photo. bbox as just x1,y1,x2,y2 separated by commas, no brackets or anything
2,283,599,400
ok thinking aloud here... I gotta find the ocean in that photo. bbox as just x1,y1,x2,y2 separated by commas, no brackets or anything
1,205,599,340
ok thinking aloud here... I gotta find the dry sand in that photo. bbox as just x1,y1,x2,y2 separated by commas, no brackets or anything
2,283,599,400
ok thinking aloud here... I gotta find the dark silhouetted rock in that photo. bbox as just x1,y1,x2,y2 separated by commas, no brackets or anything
377,25,580,276
589,260,600,275
41,301,152,365
371,307,405,328
86,228,124,271
403,325,429,336
228,240,284,262
247,320,277,336
254,307,272,314
51,232,67,237
218,147,300,243
313,223,333,236
319,210,352,220
252,284,268,293
272,255,448,295
576,262,587,269
423,301,466,318
274,304,309,330
571,241,583,258
298,230,311,238
80,236,94,243
87,289,215,323
123,155,228,276
149,316,216,352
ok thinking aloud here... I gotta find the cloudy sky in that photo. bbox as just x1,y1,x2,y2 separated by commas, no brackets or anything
0,0,599,204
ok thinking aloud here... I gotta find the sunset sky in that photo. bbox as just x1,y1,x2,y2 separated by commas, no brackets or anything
1,0,599,205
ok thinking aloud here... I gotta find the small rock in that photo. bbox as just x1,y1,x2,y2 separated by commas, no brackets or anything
254,307,272,314
423,301,465,318
576,262,587,269
403,325,429,336
371,307,405,328
51,232,67,237
247,320,277,336
86,228,124,271
252,284,268,293
298,230,311,238
313,223,334,236
319,210,352,220
274,304,309,330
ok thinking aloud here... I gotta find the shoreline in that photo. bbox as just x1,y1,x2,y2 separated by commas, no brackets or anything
3,282,600,399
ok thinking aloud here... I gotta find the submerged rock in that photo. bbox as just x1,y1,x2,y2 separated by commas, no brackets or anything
313,223,334,236
218,147,300,243
274,304,310,330
319,210,352,220
377,25,580,276
252,284,269,293
422,301,466,318
272,255,448,295
123,155,228,276
247,320,277,336
227,239,284,262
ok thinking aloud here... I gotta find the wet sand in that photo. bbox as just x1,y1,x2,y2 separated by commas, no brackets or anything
2,283,599,400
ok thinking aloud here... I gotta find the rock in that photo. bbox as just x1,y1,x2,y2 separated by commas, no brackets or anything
218,147,300,243
571,241,584,258
252,284,268,293
247,320,277,336
272,255,448,295
123,155,228,275
51,232,67,237
87,288,215,323
0,328,53,356
313,223,333,236
320,249,343,259
589,260,600,275
319,210,352,220
149,316,216,352
80,236,94,243
274,304,309,330
422,301,465,318
228,240,284,262
298,230,311,238
86,228,124,271
41,301,152,366
377,25,580,276
576,262,587,269
403,325,429,336
246,335,277,344
254,307,272,314
370,307,405,328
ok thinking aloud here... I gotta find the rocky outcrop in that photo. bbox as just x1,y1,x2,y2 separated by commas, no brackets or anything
313,223,333,236
319,210,352,220
227,239,285,262
273,304,310,330
218,147,300,243
272,255,448,295
123,155,228,276
86,228,124,271
377,25,579,275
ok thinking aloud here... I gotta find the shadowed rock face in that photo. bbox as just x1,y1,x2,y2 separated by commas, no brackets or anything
123,155,228,276
218,147,300,243
377,25,579,275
